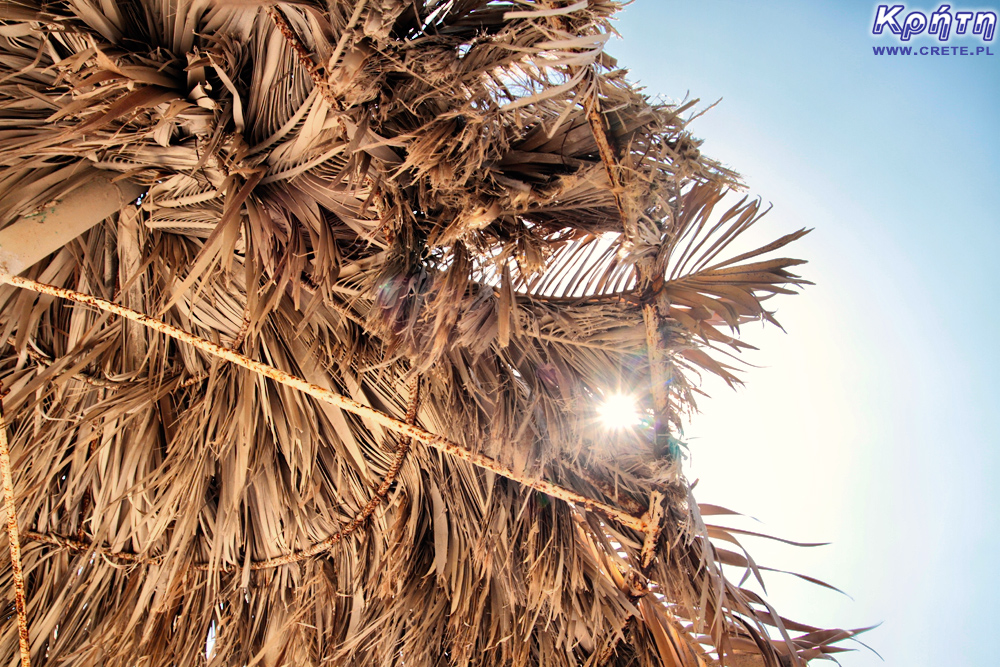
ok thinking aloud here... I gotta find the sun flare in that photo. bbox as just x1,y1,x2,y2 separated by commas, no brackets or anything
597,393,639,430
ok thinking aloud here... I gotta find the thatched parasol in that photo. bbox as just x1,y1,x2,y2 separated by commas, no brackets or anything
0,1,861,665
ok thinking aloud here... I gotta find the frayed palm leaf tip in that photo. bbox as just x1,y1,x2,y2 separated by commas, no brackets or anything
0,1,863,665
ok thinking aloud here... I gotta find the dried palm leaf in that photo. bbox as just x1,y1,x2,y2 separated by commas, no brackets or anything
0,1,861,666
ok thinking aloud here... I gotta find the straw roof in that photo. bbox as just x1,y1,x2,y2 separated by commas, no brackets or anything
0,1,861,665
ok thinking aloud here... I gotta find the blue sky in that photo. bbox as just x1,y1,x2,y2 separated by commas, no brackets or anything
607,1,999,665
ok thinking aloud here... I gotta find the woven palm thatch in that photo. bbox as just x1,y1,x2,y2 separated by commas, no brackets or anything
0,1,860,665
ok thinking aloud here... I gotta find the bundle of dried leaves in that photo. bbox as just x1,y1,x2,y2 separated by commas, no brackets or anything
0,0,862,665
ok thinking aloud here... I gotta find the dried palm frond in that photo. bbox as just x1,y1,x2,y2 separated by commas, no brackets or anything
0,1,861,665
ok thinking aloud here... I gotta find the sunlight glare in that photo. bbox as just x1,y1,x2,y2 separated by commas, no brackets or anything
598,393,639,429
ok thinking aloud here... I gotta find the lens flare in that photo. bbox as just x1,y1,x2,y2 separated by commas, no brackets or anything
597,393,639,429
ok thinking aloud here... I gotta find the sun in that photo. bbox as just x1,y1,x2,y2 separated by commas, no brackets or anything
597,393,639,430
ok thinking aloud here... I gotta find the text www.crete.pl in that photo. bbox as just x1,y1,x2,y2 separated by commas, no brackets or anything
873,44,995,54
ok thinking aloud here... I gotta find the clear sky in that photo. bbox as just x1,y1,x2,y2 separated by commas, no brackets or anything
607,1,1000,665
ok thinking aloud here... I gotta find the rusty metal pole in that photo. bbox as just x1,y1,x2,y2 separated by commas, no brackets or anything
585,94,676,462
0,383,31,667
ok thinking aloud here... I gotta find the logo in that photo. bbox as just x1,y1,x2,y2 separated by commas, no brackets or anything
872,4,996,41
